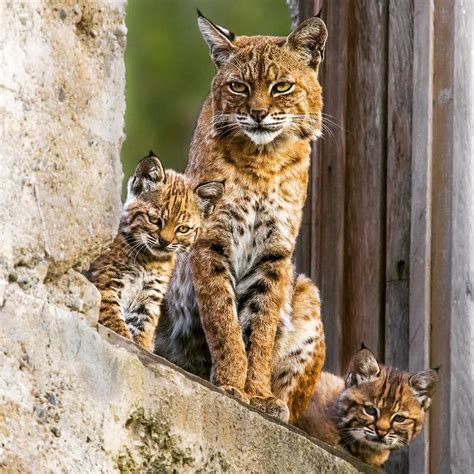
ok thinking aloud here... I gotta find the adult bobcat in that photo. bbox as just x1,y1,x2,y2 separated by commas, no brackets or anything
155,12,328,422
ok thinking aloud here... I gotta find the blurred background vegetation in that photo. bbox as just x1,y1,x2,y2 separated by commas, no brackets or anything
122,0,290,194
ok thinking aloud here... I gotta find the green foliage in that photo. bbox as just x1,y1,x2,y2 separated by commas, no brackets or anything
122,0,290,192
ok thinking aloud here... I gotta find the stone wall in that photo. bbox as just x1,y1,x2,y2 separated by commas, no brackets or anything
0,2,371,472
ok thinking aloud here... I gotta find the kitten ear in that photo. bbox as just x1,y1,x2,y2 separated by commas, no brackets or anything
127,151,165,199
409,369,439,411
194,181,224,215
344,345,381,388
286,16,328,68
197,10,235,67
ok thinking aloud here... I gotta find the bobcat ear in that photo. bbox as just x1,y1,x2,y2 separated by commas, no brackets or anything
195,180,224,215
127,152,165,199
409,369,439,411
197,10,235,67
286,16,328,67
344,346,381,388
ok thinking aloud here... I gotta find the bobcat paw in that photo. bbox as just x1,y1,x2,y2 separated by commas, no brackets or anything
220,385,250,403
250,396,290,423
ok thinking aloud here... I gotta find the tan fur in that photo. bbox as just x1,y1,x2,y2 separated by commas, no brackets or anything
297,349,439,467
157,15,328,421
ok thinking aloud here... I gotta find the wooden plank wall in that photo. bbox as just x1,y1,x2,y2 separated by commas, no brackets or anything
293,1,473,473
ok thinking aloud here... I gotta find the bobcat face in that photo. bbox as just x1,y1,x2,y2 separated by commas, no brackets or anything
198,13,327,146
123,152,224,256
338,348,439,451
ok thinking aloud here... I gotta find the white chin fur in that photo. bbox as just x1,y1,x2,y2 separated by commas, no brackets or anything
243,129,283,145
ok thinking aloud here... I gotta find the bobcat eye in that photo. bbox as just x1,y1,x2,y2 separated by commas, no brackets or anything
393,414,406,423
229,82,249,95
176,225,191,234
148,215,163,228
272,82,294,95
363,405,378,417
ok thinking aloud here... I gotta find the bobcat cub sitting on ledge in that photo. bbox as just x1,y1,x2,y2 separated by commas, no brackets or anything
297,346,439,468
85,152,223,350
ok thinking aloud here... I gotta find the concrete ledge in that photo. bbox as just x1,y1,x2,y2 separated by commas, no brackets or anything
100,327,374,473
0,279,373,472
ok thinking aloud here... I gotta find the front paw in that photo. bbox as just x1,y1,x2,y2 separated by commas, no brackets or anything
250,396,290,423
219,385,250,403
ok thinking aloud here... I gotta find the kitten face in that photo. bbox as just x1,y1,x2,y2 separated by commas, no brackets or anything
338,348,438,452
122,153,223,256
125,187,202,255
198,14,327,146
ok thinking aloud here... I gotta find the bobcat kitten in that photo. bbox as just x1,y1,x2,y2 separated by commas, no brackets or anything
297,346,439,467
85,152,223,350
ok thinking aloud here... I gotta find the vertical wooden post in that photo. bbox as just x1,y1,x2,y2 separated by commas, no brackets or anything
429,1,474,472
313,0,349,374
407,1,434,472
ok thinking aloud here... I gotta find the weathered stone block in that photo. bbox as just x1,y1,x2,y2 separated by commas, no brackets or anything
0,0,126,276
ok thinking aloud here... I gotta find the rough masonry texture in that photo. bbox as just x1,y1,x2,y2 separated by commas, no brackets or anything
0,2,371,472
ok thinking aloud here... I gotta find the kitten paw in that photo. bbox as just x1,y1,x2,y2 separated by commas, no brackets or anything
220,385,250,403
250,396,290,423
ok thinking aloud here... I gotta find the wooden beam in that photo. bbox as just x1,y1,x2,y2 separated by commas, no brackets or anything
313,1,349,375
408,2,434,473
384,2,414,471
342,0,388,366
430,0,474,472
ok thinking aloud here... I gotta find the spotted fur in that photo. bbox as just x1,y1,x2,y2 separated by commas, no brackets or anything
154,14,328,422
297,347,439,467
85,152,223,350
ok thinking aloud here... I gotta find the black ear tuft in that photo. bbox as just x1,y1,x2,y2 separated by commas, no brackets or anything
194,181,224,215
316,7,323,18
127,154,165,199
197,13,235,67
344,346,380,388
360,342,367,350
147,149,157,158
286,16,328,67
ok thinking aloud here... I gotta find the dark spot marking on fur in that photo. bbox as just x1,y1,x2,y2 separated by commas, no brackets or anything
250,279,270,295
229,208,244,222
304,336,315,345
277,369,290,381
248,301,261,314
110,278,124,288
101,298,119,305
211,262,226,274
290,348,303,357
209,242,227,256
259,251,288,265
266,269,279,281
237,280,270,312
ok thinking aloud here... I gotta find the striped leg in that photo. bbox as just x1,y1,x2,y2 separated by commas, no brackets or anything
98,289,133,340
271,274,325,423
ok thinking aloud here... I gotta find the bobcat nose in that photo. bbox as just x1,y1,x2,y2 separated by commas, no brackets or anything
250,109,268,123
158,237,171,248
